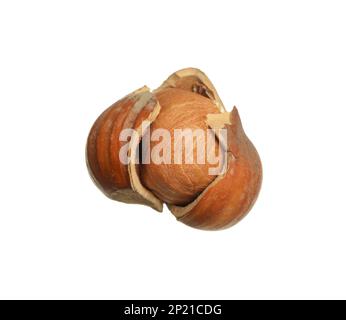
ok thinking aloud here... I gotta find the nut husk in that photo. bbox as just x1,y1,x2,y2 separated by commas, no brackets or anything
86,86,163,211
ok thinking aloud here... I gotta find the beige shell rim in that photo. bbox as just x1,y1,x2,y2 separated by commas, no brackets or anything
125,88,163,212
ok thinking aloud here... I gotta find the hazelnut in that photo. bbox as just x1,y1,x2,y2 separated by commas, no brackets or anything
86,68,262,230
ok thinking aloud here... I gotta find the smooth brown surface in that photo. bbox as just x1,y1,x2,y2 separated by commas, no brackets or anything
169,107,262,230
86,88,163,210
87,96,132,193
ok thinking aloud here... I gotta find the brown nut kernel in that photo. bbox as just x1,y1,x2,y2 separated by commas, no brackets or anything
140,87,222,206
86,68,262,230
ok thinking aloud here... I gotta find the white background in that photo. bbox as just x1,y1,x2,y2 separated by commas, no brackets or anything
0,1,345,299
